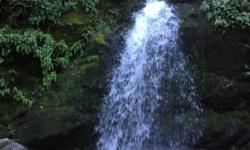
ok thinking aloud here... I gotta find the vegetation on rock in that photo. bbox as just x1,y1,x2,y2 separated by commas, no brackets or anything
201,0,250,30
0,27,85,106
80,0,99,12
0,0,121,107
0,0,76,26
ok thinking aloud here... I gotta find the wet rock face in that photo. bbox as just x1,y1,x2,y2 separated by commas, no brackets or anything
197,110,250,149
0,126,9,139
176,1,250,149
0,51,107,149
14,62,106,150
0,138,27,150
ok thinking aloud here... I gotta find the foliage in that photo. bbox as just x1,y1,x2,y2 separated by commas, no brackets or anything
80,0,99,13
201,0,250,30
0,79,10,97
12,87,33,108
0,78,33,108
1,0,76,25
0,0,111,108
80,8,121,40
0,28,84,89
105,9,121,25
85,55,100,63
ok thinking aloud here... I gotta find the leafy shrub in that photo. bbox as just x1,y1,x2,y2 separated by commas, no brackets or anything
80,8,121,40
80,0,99,12
201,0,250,30
0,78,33,108
0,28,84,89
0,79,10,97
2,0,76,25
105,8,121,25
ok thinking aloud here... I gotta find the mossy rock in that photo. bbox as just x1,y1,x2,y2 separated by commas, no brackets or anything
95,33,106,45
63,10,89,26
192,69,250,112
198,110,250,149
0,125,10,139
15,107,85,142
0,58,107,149
176,2,206,29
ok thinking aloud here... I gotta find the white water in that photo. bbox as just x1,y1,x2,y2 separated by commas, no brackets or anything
96,0,201,150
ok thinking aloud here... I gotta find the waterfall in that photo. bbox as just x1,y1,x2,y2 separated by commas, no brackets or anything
96,0,201,150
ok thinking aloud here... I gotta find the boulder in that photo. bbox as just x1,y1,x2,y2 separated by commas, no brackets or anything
0,126,9,139
14,62,105,150
0,138,27,150
175,1,250,149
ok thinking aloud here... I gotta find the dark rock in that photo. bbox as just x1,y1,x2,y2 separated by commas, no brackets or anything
241,142,250,150
189,10,203,18
196,111,250,149
15,108,86,144
0,126,9,139
175,1,250,149
0,59,106,149
21,110,97,150
13,62,106,149
194,72,250,112
120,0,145,22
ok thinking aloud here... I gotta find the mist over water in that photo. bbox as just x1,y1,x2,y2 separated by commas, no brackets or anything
96,0,202,150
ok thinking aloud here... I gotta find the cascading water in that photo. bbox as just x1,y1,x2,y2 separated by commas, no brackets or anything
96,0,202,150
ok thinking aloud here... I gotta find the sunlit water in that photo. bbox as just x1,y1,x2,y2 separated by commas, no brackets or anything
96,0,202,150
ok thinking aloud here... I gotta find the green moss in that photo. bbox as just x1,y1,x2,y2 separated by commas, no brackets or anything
45,107,76,135
176,2,207,29
95,33,106,45
63,10,89,25
0,102,12,126
192,70,214,97
15,107,82,142
192,69,236,99
85,55,100,63
13,59,105,142
38,60,103,110
204,110,250,131
39,97,50,109
0,99,28,128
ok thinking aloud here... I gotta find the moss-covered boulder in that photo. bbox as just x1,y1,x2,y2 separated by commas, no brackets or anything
0,126,9,139
0,0,145,149
197,110,250,149
176,1,250,149
0,57,107,149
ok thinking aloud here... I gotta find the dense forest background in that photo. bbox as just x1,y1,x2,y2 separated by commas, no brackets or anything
0,0,249,149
